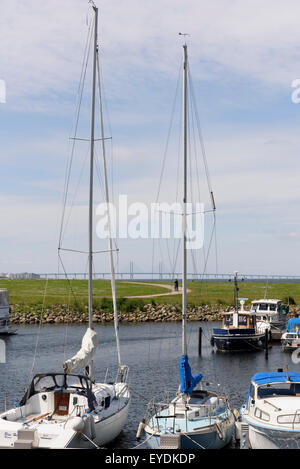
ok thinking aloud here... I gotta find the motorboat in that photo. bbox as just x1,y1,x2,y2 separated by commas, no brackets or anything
281,318,300,352
251,299,288,339
211,274,265,352
238,368,300,449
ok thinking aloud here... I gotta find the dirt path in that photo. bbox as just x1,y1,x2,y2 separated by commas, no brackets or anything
121,281,191,299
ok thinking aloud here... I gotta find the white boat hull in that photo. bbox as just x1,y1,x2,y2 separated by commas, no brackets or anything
248,423,300,449
67,398,130,449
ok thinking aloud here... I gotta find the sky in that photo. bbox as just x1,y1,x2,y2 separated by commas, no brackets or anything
1,0,300,276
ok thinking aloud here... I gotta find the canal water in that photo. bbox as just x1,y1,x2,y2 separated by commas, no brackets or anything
0,321,297,449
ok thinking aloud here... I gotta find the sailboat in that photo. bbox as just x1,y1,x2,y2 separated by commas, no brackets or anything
0,5,130,449
139,44,235,450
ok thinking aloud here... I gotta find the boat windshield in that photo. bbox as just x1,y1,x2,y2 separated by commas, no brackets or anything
257,382,300,399
33,374,89,392
20,373,94,407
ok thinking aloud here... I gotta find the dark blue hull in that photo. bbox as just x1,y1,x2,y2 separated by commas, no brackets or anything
212,329,265,352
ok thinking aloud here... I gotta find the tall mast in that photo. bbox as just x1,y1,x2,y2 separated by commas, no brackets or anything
88,5,98,337
182,44,188,356
233,271,239,328
96,51,122,369
234,271,239,313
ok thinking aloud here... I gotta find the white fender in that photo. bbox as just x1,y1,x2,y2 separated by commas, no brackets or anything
136,420,145,439
65,416,85,433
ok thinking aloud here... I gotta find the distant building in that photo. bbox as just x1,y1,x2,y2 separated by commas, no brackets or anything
3,273,40,280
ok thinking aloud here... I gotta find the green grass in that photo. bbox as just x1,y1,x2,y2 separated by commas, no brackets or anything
0,279,299,309
179,281,300,307
0,279,166,307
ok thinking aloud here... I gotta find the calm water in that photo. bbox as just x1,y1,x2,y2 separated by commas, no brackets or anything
0,321,296,449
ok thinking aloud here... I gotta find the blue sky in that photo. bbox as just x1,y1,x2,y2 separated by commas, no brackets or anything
1,0,300,276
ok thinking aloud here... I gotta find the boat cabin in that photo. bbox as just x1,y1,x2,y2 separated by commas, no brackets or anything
245,372,300,426
251,299,288,316
222,312,257,330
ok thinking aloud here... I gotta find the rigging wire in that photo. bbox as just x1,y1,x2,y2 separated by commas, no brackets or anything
27,276,49,387
60,146,90,246
151,63,182,278
187,66,214,199
96,52,116,208
59,17,94,250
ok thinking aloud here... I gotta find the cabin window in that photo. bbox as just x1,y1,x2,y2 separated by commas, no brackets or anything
249,384,255,399
259,304,268,311
269,304,276,311
257,382,300,398
254,408,270,421
238,315,247,326
224,316,233,326
252,304,258,311
277,414,300,424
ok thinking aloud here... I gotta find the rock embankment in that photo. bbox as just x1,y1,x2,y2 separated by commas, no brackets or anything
10,303,227,325
10,304,299,325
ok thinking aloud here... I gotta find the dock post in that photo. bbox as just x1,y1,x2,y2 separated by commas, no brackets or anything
198,327,202,355
265,328,269,358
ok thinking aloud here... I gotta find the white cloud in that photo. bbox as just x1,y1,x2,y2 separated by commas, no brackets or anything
2,0,300,111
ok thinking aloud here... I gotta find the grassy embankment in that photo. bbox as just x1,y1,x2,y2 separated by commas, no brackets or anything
0,279,299,314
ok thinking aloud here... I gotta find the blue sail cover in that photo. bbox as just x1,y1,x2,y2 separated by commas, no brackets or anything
286,318,300,333
179,355,202,394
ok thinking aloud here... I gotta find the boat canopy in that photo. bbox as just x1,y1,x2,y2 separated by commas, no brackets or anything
63,328,98,373
286,318,300,333
19,373,96,410
179,355,202,395
245,372,300,409
251,299,281,305
251,372,300,386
